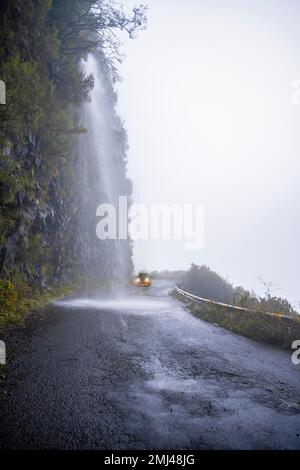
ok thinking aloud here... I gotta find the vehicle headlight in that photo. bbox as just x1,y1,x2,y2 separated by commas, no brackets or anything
145,278,149,282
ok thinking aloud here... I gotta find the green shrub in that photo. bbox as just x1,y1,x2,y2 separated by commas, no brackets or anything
0,279,19,325
182,264,235,303
188,301,300,350
0,274,82,328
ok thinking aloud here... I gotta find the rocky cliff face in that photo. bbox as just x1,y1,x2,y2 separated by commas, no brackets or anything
0,58,133,291
0,0,144,326
0,133,78,288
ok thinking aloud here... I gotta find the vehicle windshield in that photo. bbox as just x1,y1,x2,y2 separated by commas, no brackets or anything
138,273,149,279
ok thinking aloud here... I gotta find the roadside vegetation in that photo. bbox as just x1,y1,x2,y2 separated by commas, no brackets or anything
180,263,297,317
163,263,299,349
0,274,80,328
176,297,300,350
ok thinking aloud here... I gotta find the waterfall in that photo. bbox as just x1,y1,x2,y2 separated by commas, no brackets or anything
74,53,133,289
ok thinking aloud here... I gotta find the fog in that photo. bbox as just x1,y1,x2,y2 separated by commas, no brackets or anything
117,0,300,305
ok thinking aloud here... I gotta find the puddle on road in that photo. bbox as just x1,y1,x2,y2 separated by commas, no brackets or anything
53,280,176,315
53,296,172,314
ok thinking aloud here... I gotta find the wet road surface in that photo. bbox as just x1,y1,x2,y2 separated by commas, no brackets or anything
0,280,300,449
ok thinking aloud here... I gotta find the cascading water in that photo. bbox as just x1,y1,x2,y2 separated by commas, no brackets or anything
74,53,133,289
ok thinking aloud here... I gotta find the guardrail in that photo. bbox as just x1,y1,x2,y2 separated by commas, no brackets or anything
174,286,291,320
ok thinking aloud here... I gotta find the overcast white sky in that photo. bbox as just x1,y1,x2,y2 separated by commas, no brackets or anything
116,0,300,305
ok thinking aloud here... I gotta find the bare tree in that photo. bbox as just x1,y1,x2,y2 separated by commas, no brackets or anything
258,277,282,299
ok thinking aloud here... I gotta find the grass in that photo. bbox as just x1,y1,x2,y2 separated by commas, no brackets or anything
0,273,113,329
0,275,81,328
173,291,300,350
